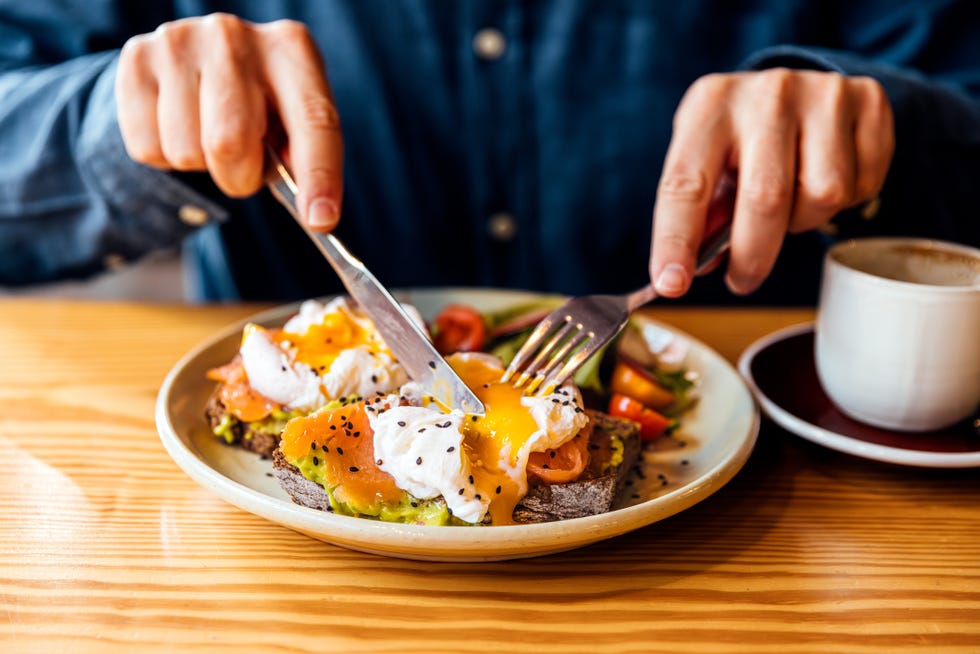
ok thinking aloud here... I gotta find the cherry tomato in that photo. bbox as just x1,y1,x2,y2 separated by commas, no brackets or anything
432,304,487,354
610,361,674,409
607,393,674,442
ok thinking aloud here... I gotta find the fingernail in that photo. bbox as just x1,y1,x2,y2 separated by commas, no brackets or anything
307,198,339,229
655,263,689,296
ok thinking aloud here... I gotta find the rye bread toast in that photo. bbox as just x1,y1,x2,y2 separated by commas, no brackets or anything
272,411,641,524
204,389,284,457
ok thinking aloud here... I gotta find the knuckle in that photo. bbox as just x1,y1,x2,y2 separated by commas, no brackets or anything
203,12,249,58
203,125,250,161
297,95,342,132
658,167,709,204
655,232,700,260
264,18,314,47
804,175,851,212
741,174,793,214
679,73,731,115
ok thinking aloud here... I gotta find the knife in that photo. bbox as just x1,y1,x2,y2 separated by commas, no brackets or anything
263,145,485,416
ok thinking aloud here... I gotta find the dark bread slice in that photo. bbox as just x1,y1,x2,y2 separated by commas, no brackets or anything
272,411,641,524
512,412,641,523
204,388,281,457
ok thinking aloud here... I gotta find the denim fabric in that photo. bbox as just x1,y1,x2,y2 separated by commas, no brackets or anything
1,1,978,303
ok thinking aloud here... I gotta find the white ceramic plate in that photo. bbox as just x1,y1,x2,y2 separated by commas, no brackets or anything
738,322,980,468
156,288,759,561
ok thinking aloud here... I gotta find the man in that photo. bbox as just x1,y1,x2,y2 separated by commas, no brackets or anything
1,2,977,303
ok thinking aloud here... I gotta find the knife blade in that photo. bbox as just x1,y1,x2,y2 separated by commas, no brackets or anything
263,146,485,416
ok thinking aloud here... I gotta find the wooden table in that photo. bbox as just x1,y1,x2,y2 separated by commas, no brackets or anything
1,299,978,653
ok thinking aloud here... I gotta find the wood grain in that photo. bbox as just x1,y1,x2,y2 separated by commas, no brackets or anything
1,299,978,654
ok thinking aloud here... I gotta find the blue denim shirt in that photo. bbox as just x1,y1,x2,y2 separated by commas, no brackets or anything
1,1,978,303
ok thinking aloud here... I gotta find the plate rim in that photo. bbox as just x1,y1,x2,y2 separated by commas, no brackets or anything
156,288,760,560
737,322,980,469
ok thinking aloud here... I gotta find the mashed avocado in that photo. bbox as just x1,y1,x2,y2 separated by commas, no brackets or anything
212,408,306,444
290,452,464,526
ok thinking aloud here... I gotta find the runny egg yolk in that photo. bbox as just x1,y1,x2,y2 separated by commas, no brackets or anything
447,354,542,525
272,311,383,371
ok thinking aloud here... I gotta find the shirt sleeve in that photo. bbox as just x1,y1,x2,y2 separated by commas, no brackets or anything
0,35,228,286
740,38,980,248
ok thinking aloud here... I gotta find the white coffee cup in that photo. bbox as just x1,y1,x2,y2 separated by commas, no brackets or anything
815,237,980,432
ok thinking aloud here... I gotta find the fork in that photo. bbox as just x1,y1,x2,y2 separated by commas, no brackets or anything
501,201,734,394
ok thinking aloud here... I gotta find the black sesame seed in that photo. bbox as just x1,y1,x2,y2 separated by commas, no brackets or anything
312,456,319,465
542,464,550,469
495,485,502,494
411,502,418,508
329,425,337,430
588,443,600,451
326,505,334,512
562,401,569,406
311,442,317,450
625,479,633,486
471,415,478,422
376,459,383,466
371,374,378,383
428,361,436,369
549,450,556,459
397,421,406,427
353,431,360,437
551,398,560,403
447,446,455,453
458,488,464,496
574,407,583,413
447,508,453,515
337,447,344,455
681,459,690,466
416,457,423,465
418,428,426,433
265,472,273,477
475,494,481,500
631,493,641,499
482,383,490,389
349,466,359,472
280,365,287,372
468,475,474,484
321,444,328,452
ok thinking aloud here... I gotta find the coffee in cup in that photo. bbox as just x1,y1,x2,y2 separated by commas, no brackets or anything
815,237,980,432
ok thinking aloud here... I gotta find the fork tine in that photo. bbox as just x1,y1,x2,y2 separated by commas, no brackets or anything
513,318,577,384
500,314,566,383
524,327,592,394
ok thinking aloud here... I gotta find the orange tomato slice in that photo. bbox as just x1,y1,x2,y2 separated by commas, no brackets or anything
610,361,674,410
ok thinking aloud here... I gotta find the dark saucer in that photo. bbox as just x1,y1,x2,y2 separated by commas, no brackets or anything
738,323,980,467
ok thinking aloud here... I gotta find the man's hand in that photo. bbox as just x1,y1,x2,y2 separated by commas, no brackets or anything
115,13,343,230
649,69,894,296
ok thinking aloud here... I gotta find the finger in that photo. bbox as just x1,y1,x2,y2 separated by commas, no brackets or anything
852,76,894,203
199,58,267,197
726,74,798,295
650,74,733,297
261,21,344,231
788,74,856,234
115,37,167,168
156,68,206,171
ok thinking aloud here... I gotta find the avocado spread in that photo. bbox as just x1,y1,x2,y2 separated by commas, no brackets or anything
213,408,306,444
289,452,469,526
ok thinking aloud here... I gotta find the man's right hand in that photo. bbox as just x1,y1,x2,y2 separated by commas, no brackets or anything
115,13,343,230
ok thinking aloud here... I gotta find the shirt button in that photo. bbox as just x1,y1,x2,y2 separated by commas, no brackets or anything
472,28,507,60
178,205,209,226
103,253,127,271
487,212,517,242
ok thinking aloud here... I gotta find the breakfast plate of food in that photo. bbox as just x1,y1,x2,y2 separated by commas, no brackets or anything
156,288,759,561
